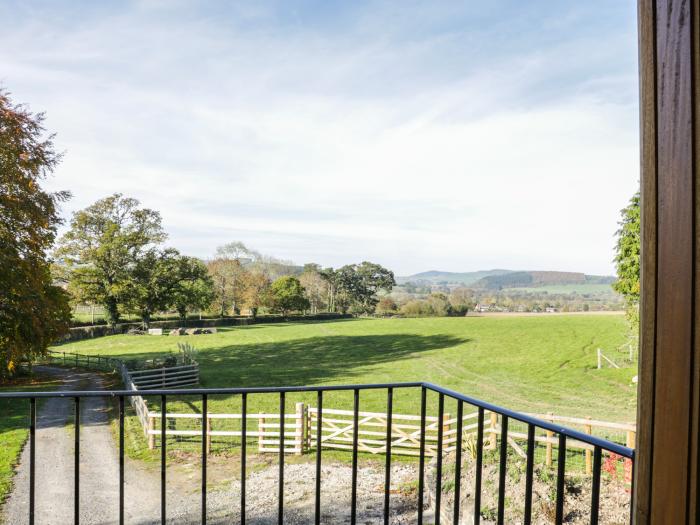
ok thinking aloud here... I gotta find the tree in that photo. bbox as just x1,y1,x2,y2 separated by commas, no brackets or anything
267,276,310,315
299,264,328,313
55,194,166,326
241,270,271,318
449,287,474,316
124,250,213,327
335,262,395,314
376,297,398,316
170,257,214,322
0,90,71,377
613,191,641,332
207,242,255,316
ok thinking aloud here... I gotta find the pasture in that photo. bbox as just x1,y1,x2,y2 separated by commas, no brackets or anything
55,315,637,422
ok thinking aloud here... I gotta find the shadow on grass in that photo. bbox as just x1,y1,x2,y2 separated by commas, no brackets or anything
118,333,469,388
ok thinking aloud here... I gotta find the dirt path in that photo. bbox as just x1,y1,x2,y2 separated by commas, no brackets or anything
2,367,421,524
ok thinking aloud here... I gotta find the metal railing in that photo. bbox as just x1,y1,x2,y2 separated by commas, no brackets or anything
0,382,634,525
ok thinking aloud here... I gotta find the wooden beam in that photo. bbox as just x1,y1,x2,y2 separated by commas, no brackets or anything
635,0,700,522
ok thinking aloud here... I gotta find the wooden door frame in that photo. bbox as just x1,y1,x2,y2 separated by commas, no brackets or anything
635,0,699,522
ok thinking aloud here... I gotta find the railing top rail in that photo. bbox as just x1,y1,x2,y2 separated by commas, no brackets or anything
0,381,424,398
422,382,635,458
0,378,634,458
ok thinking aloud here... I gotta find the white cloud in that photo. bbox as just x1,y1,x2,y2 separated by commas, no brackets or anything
0,0,639,275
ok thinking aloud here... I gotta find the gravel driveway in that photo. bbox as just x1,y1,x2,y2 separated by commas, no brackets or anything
2,367,422,524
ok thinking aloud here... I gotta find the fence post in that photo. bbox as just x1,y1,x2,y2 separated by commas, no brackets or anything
295,402,305,455
625,429,635,482
442,412,451,451
148,415,155,450
206,415,212,455
597,348,602,370
488,412,498,450
545,412,554,468
585,416,593,475
258,417,266,452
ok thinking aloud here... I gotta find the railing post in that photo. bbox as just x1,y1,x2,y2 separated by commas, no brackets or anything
585,416,593,475
295,402,305,455
488,412,498,450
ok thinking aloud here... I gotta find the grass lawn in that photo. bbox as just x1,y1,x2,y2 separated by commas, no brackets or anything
0,373,62,504
54,315,637,422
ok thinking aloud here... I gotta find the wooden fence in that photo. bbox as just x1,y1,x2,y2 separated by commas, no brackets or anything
44,350,634,473
144,404,635,473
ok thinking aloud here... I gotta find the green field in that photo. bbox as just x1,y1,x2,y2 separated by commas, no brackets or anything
503,283,615,295
55,315,637,422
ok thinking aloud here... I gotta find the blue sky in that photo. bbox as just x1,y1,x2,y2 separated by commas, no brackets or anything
1,0,640,275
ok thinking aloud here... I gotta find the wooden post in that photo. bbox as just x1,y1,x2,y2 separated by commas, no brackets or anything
597,348,602,370
148,415,155,450
585,416,593,476
545,412,554,468
488,412,498,450
258,417,265,453
442,413,451,451
295,402,305,455
206,415,212,455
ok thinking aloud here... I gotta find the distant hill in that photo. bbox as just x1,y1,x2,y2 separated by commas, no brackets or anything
396,269,513,286
398,269,616,291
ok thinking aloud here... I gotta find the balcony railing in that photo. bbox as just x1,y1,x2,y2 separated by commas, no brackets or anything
0,382,634,525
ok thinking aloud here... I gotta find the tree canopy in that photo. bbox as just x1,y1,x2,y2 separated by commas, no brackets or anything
0,91,71,378
267,276,310,315
613,191,640,330
55,194,166,326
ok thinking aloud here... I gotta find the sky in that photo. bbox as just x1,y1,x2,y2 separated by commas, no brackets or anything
0,0,640,276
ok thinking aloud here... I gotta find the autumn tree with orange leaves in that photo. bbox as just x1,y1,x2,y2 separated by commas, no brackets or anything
0,91,71,379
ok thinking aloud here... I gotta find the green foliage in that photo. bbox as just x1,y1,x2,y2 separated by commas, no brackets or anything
268,276,310,314
399,293,452,317
0,91,71,378
613,192,640,331
55,194,166,326
335,262,396,314
171,257,214,321
123,249,213,326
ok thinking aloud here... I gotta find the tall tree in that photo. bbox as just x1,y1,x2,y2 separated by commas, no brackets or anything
267,276,310,315
336,262,395,314
241,270,271,318
207,242,254,316
55,194,166,326
299,264,328,314
123,249,212,327
613,191,641,333
171,257,214,322
0,91,71,377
